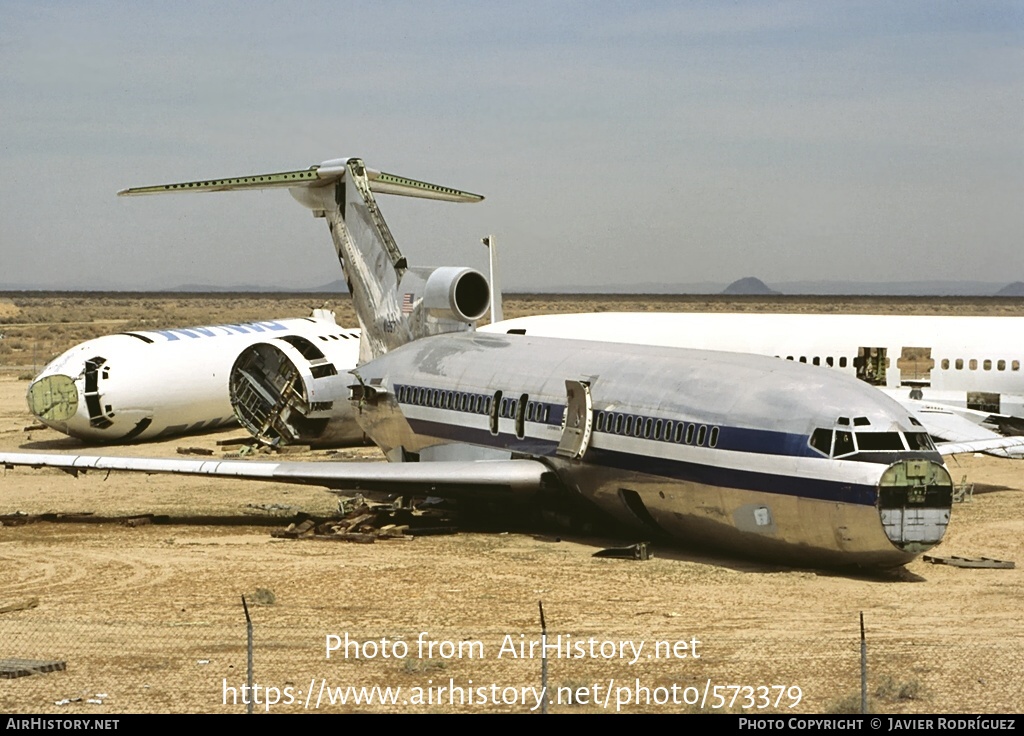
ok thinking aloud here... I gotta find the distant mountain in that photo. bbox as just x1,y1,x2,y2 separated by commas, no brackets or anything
722,277,778,295
995,282,1024,297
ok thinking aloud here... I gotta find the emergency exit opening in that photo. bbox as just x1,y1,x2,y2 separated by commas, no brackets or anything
855,347,888,386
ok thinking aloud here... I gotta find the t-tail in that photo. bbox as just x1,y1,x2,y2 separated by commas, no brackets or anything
119,157,490,362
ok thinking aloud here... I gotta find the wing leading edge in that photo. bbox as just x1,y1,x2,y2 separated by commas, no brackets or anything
0,452,553,500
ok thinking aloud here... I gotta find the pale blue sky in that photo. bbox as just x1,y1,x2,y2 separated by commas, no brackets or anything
1,1,1021,290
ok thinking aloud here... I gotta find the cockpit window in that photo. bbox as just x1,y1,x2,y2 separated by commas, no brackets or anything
905,432,936,452
855,432,906,451
810,428,832,456
833,431,855,457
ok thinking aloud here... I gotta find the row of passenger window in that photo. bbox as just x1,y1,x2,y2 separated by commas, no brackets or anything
595,410,720,448
394,384,556,425
782,355,1021,372
941,358,1020,372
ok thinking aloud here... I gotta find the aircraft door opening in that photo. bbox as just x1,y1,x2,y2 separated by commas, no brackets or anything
556,380,593,459
854,347,888,386
896,347,934,387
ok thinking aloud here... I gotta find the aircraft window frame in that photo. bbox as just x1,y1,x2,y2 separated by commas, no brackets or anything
642,418,652,439
998,360,1006,371
696,425,707,446
654,419,663,441
969,359,977,370
614,413,624,435
904,431,935,452
786,356,794,361
826,357,834,367
812,357,820,366
941,359,949,370
663,420,673,442
624,415,634,435
673,422,684,443
839,357,848,368
983,359,992,371
709,426,719,448
955,358,963,370
685,423,695,444
833,430,855,457
809,428,833,456
799,356,807,363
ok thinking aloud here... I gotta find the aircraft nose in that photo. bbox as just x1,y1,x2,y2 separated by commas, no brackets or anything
26,374,79,424
877,459,953,554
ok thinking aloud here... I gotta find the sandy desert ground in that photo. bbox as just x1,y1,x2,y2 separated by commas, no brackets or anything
0,295,1022,714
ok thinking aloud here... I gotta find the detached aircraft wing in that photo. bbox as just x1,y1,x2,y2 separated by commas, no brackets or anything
0,452,553,500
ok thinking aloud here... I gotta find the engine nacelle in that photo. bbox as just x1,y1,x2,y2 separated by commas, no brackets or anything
420,266,490,323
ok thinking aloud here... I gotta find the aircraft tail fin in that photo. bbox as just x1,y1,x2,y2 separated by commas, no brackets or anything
120,157,488,361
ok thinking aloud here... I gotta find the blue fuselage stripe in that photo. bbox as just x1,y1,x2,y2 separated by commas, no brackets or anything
404,416,879,506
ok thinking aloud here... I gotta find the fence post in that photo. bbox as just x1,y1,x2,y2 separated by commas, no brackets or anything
539,600,548,714
243,595,253,715
860,612,867,714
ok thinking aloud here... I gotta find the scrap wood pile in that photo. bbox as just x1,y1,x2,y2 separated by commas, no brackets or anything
272,495,459,543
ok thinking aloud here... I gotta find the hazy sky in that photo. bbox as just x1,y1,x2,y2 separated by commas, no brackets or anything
1,1,1021,291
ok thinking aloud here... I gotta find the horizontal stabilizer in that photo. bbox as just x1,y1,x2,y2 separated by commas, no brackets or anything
0,452,549,498
118,158,484,203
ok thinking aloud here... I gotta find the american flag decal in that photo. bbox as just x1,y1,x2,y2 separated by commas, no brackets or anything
402,293,414,314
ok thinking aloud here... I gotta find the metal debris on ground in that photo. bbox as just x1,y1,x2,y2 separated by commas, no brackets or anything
592,542,653,560
922,554,1014,569
272,495,459,542
0,658,67,679
176,446,214,456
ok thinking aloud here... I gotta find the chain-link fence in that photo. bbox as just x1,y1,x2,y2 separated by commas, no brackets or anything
3,601,1021,714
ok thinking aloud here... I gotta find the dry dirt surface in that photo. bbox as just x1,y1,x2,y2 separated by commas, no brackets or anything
1,296,1023,714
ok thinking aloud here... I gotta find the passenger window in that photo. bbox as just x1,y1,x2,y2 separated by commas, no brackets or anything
839,357,848,368
812,357,820,366
696,425,707,446
941,359,949,370
826,357,834,367
709,426,719,447
955,359,963,370
969,359,977,370
983,360,992,371
1014,361,1021,372
998,360,1006,371
685,424,695,444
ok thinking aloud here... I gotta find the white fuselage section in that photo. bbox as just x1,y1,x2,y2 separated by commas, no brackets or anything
28,317,361,443
483,312,1024,417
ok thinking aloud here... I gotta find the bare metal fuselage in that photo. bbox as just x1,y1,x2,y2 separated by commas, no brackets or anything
350,331,952,568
